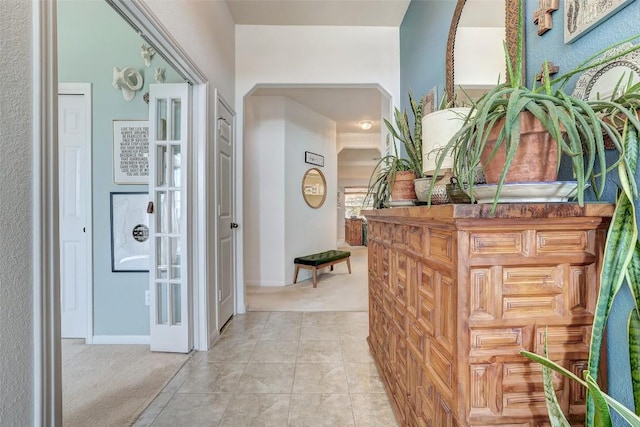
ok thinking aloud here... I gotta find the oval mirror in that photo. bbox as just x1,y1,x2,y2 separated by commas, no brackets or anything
302,168,327,209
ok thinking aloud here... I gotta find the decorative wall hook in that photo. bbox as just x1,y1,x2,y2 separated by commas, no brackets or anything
535,62,560,83
154,67,165,83
141,44,155,67
533,0,559,36
112,66,143,101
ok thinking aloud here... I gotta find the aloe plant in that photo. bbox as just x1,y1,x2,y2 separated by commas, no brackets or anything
426,0,640,213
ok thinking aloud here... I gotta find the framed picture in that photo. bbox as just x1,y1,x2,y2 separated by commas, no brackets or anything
305,151,324,167
423,86,437,115
110,192,150,272
113,120,149,184
565,0,635,44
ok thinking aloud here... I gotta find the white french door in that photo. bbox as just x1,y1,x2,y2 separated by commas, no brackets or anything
148,83,191,353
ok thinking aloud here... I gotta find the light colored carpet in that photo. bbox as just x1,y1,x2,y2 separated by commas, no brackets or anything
62,340,190,427
246,245,369,312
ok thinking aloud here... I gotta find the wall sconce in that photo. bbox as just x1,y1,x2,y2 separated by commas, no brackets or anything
359,120,372,131
112,66,143,101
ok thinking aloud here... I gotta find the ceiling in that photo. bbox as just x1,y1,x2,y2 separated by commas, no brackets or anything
225,0,411,27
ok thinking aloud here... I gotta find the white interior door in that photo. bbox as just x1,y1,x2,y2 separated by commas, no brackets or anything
58,89,91,339
149,83,191,353
216,98,236,330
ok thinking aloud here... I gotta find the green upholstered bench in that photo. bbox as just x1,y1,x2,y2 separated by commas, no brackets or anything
293,250,351,288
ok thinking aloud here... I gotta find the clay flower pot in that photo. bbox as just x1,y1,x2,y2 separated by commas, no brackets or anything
390,170,417,201
480,111,560,184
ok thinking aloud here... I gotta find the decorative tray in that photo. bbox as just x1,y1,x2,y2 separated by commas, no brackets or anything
465,181,582,204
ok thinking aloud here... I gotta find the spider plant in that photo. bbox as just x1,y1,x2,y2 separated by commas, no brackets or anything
365,91,425,208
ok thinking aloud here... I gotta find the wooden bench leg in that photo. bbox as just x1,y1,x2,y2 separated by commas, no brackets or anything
330,265,334,271
294,264,300,284
347,257,352,274
312,267,318,288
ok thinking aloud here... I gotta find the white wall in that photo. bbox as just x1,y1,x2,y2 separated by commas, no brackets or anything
143,0,236,103
0,0,34,423
236,25,400,292
284,98,337,285
244,96,337,286
454,27,505,88
244,97,287,286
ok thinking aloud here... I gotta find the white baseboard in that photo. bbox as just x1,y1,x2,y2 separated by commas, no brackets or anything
92,335,150,345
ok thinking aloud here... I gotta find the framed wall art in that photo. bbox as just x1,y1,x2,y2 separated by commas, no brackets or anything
113,120,149,184
304,151,324,167
565,0,635,44
110,192,150,272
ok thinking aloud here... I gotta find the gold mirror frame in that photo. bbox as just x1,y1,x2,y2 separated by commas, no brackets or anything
445,0,522,103
302,168,327,209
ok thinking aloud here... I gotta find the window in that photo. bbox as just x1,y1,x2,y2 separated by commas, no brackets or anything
344,187,372,218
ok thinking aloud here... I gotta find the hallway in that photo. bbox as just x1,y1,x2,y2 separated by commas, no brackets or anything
134,311,398,426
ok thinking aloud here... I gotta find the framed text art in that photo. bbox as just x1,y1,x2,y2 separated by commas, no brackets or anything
305,151,324,167
113,120,149,184
110,192,150,272
565,0,635,44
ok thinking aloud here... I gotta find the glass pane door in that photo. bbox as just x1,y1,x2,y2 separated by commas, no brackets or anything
148,83,190,353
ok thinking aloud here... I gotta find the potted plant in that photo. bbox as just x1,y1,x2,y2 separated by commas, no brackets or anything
427,0,640,212
365,91,425,207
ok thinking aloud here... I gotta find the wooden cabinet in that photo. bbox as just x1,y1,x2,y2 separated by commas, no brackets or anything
345,217,363,246
363,204,613,426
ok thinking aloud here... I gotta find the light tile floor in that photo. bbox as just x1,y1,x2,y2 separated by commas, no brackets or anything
133,311,398,426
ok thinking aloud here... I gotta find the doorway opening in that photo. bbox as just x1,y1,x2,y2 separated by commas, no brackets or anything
242,84,391,312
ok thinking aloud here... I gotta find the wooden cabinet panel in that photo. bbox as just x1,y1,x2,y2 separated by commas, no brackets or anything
345,218,363,246
364,204,613,426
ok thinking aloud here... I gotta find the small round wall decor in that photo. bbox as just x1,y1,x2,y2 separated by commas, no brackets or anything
132,224,149,242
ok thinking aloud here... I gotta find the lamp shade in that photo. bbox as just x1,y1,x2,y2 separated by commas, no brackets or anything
422,107,471,176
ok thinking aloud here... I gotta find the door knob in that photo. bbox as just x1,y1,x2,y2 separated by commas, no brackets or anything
230,222,239,229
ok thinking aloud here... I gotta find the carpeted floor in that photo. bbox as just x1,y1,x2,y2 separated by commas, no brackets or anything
62,340,190,426
245,245,368,312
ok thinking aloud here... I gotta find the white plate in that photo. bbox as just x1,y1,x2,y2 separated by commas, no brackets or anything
572,42,640,101
466,181,583,204
389,199,417,207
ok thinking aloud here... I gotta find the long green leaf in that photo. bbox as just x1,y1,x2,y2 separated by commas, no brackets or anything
587,191,638,422
585,373,613,427
629,308,640,414
540,330,572,427
586,373,640,426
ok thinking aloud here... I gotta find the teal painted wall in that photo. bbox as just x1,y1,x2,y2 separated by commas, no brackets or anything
400,0,456,112
57,0,183,336
400,0,640,420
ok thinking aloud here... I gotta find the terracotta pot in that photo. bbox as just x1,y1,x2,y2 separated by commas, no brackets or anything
480,111,559,184
390,171,417,201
